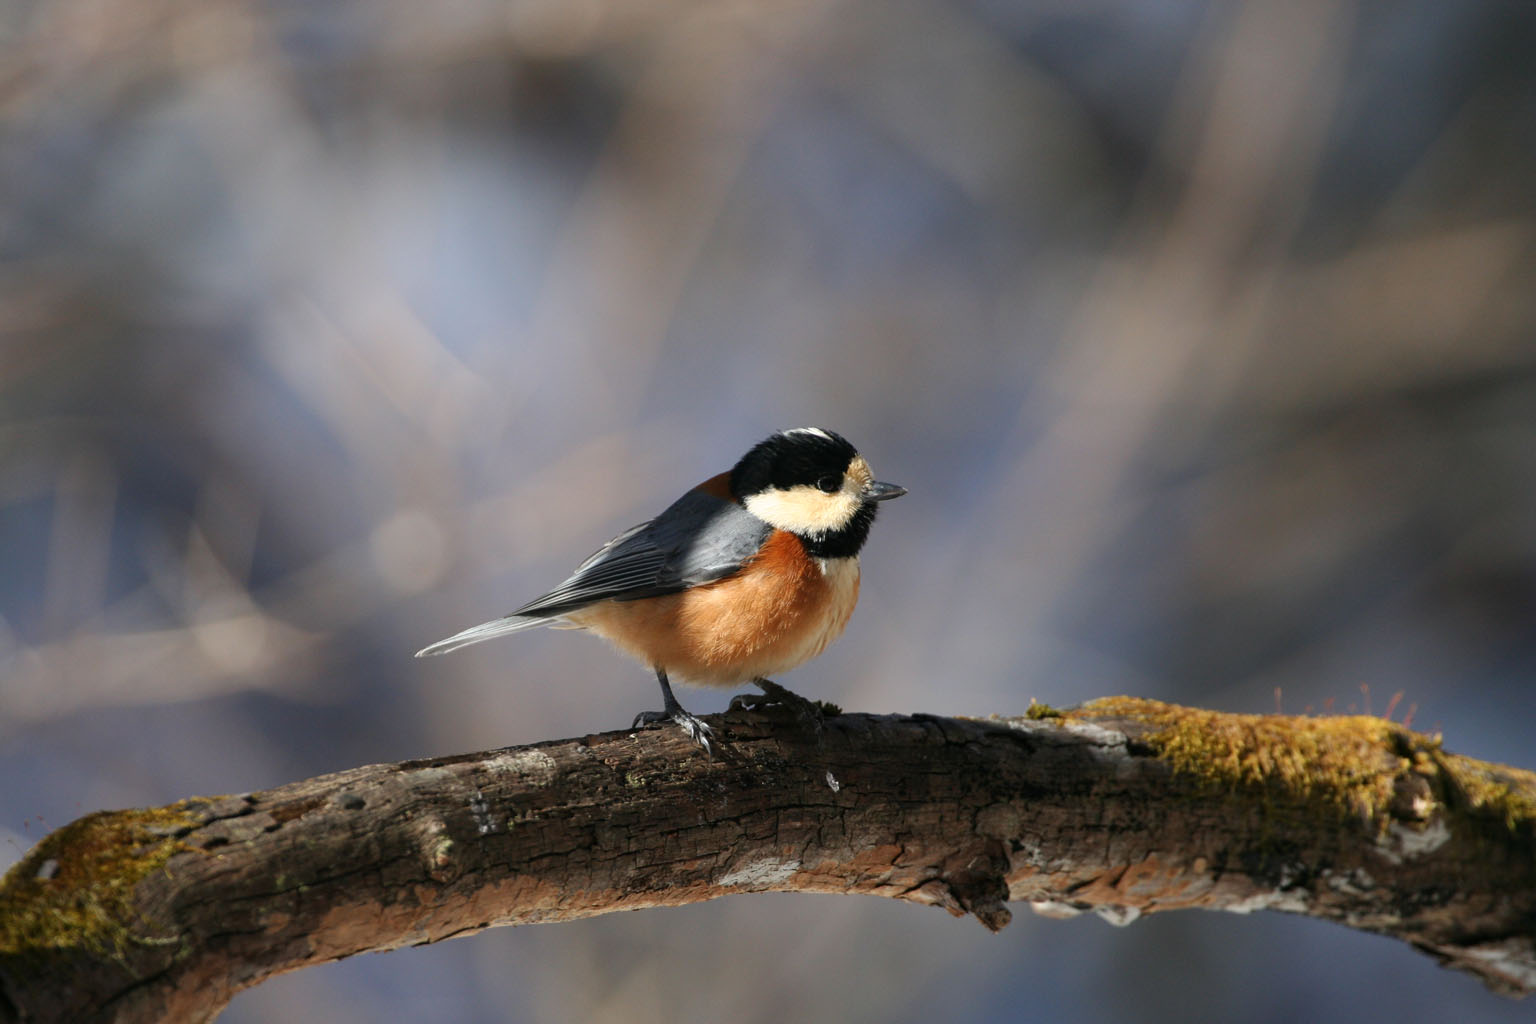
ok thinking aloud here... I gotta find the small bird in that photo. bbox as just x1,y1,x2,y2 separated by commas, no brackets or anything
416,428,905,750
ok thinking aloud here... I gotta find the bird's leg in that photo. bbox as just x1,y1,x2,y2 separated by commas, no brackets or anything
632,668,713,754
729,678,834,734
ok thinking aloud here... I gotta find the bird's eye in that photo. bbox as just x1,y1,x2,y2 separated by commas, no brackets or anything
816,474,841,493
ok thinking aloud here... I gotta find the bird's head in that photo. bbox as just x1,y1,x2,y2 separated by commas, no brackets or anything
729,428,905,557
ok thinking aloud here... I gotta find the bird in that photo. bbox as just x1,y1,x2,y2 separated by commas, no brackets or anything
415,428,906,751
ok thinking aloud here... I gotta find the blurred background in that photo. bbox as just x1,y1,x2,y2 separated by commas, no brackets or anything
3,0,1534,1020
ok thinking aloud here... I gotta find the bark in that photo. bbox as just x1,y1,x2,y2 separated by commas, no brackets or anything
2,696,1534,1022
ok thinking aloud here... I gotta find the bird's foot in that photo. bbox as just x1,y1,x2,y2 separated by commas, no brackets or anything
730,679,835,735
632,708,714,755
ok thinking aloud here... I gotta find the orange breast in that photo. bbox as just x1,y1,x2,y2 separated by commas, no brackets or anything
566,531,861,686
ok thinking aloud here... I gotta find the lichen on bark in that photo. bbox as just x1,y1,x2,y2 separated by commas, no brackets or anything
0,804,203,960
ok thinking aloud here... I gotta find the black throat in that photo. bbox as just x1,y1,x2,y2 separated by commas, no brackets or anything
796,500,878,560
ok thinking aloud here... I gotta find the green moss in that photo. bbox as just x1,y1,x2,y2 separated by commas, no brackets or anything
1024,702,1062,721
1071,697,1405,827
1048,697,1536,843
0,804,201,959
1434,751,1536,834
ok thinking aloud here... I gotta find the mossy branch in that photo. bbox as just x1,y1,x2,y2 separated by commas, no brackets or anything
3,697,1534,1022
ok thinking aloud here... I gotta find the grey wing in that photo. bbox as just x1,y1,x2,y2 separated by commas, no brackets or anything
416,490,769,657
512,489,769,617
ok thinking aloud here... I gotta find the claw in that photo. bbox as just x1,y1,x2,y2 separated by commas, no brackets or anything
632,708,713,754
634,671,715,756
675,712,714,753
734,679,828,740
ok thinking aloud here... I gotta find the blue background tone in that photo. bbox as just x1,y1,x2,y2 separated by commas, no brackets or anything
3,1,1533,1021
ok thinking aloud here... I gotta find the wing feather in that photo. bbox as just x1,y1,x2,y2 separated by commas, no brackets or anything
415,488,768,657
514,489,768,615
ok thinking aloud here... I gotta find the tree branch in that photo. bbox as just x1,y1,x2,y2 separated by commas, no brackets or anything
3,697,1534,1022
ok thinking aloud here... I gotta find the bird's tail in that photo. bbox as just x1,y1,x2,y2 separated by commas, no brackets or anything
414,615,558,657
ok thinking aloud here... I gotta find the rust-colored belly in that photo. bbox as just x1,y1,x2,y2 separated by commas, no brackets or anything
567,536,860,686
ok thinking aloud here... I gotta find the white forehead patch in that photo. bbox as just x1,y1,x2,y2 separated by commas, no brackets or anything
783,427,833,440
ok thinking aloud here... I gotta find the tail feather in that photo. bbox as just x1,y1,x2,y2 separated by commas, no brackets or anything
414,615,557,657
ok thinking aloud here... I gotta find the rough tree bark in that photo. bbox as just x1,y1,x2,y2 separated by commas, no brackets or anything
2,696,1534,1023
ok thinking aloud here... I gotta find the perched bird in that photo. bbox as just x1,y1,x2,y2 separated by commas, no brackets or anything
416,428,906,750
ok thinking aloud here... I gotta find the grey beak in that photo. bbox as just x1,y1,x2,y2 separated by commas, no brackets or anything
867,480,907,501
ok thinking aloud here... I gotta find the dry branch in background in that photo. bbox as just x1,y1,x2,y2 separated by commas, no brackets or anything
2,696,1533,1023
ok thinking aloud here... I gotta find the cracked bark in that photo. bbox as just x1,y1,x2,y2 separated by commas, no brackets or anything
2,697,1534,1023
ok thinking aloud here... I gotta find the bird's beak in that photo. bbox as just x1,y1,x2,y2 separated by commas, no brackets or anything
867,480,907,501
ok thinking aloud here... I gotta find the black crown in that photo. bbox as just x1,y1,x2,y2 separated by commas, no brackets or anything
729,429,857,498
